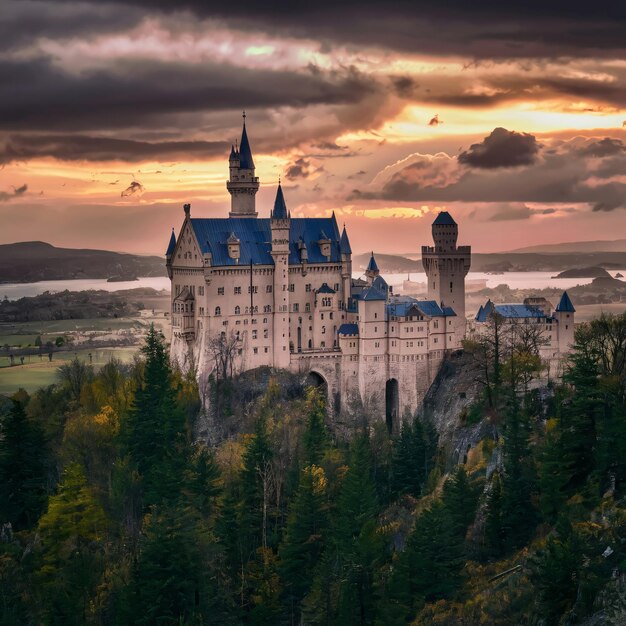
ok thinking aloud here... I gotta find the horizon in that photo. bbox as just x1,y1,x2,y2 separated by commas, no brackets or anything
1,2,625,254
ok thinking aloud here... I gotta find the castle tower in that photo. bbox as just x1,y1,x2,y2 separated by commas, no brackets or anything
365,252,379,285
421,211,471,333
270,182,291,368
227,112,259,217
340,224,352,308
554,291,576,353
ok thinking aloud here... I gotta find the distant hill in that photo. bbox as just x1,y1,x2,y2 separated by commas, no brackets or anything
511,239,626,254
354,251,626,274
0,241,166,283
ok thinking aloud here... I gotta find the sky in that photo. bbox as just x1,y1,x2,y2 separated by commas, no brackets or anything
0,0,625,255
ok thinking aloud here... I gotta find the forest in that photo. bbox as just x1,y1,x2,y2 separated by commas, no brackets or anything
1,313,626,625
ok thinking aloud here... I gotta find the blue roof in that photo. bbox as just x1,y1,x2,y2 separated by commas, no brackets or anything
360,286,387,301
340,226,352,254
367,253,379,272
166,229,176,256
272,184,288,219
239,122,254,169
433,211,456,226
386,296,449,318
317,283,335,294
476,299,548,321
338,323,359,336
189,217,341,267
556,291,576,313
442,306,457,317
372,275,389,294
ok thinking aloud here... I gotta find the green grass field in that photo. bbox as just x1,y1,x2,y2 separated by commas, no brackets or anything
0,347,139,394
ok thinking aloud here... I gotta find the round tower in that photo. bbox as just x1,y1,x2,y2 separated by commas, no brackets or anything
421,211,471,335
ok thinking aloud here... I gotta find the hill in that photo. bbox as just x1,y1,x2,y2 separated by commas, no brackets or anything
511,239,626,253
0,241,166,283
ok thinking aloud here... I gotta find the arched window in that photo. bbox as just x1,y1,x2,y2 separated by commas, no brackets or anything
215,306,221,316
235,305,240,315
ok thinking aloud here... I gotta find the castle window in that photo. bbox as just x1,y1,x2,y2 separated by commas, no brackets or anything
266,285,272,293
235,320,240,325
199,307,204,315
264,329,268,339
320,341,325,348
234,286,242,294
329,312,333,320
235,306,241,315
305,303,311,312
374,326,377,332
218,287,224,295
450,281,453,292
306,284,311,292
264,347,268,353
289,284,295,292
263,318,268,323
308,340,312,349
334,283,340,291
253,347,258,354
248,286,258,294
322,326,326,334
198,286,204,296
293,303,299,312
252,330,257,339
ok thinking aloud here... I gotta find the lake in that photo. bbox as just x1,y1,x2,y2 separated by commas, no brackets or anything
0,270,622,301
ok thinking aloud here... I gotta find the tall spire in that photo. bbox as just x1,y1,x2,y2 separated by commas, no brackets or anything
227,112,259,217
340,225,352,254
272,182,289,219
165,227,176,257
239,111,254,170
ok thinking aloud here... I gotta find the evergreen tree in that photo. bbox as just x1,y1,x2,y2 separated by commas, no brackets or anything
442,465,479,541
188,446,222,518
120,325,188,508
484,471,505,558
537,417,568,523
302,388,329,467
36,464,108,625
390,418,425,498
0,400,47,530
500,396,537,550
279,464,329,622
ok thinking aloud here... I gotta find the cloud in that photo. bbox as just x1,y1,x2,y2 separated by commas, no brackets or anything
0,134,229,164
458,128,539,169
121,181,145,197
577,137,625,158
488,203,571,221
351,132,626,212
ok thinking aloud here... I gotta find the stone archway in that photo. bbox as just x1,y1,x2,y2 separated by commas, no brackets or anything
306,370,328,398
385,378,399,435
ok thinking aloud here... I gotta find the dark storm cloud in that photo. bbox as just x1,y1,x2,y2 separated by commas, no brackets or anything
352,133,626,212
62,0,626,59
0,57,376,132
458,128,540,169
0,1,145,52
0,134,229,164
577,137,626,158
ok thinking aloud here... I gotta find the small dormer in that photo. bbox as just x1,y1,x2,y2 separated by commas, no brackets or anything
227,232,240,262
318,230,331,259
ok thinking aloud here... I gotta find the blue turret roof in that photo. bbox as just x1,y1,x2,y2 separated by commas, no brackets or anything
239,121,254,169
475,299,550,322
433,211,456,226
556,291,576,313
165,228,176,256
340,226,352,254
359,286,386,301
367,252,379,272
272,183,288,219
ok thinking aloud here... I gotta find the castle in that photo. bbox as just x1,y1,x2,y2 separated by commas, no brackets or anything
166,117,574,429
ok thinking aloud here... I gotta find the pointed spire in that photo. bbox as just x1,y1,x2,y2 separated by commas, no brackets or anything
556,291,576,313
166,227,176,256
340,225,352,254
239,112,254,169
229,144,237,160
272,182,288,219
367,251,379,273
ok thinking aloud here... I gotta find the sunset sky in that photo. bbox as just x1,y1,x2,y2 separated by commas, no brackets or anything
1,1,625,255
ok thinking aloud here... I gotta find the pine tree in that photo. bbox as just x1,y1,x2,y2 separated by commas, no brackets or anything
0,400,47,530
120,325,188,508
302,387,329,467
279,464,329,622
36,464,108,625
500,396,537,550
484,471,505,558
391,419,424,498
239,416,275,562
442,465,479,541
